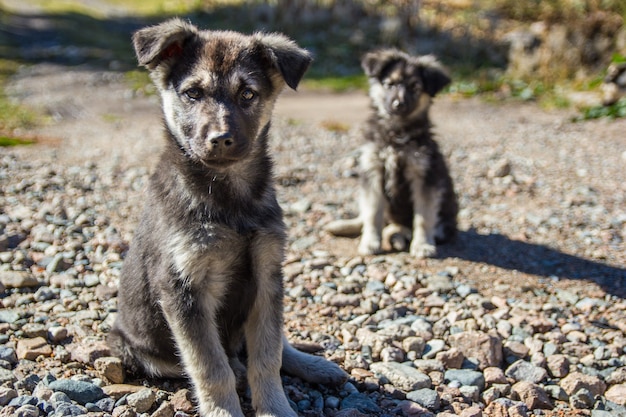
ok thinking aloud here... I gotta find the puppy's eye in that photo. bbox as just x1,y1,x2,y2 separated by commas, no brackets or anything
184,88,203,100
240,88,256,101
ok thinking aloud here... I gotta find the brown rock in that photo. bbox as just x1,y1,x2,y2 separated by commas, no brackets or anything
483,367,508,385
605,384,626,406
171,388,195,413
484,401,507,417
448,331,503,370
16,337,52,360
151,401,175,417
436,347,465,369
94,356,125,384
69,340,110,364
511,381,552,409
460,405,483,417
0,271,39,288
102,384,145,400
546,354,570,378
560,372,607,397
503,341,529,359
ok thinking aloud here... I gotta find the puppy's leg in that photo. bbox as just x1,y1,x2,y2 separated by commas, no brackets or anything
358,143,385,255
245,232,296,417
281,336,348,385
382,223,412,252
159,280,243,417
408,185,442,259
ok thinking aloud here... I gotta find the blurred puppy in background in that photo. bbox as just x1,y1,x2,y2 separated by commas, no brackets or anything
326,49,458,258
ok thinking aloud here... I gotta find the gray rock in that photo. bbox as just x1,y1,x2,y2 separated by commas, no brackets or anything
0,310,20,324
126,387,155,413
0,346,17,364
406,388,440,410
340,393,380,414
13,404,39,417
0,367,16,385
444,369,485,391
370,362,431,391
49,379,105,404
505,359,548,383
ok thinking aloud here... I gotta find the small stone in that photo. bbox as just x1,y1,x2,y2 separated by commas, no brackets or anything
94,356,125,384
422,339,446,359
605,383,626,405
69,340,111,364
102,384,145,400
340,392,381,414
0,271,39,288
560,372,606,397
546,354,569,378
0,386,17,406
444,369,485,390
570,387,594,409
488,158,512,178
448,331,503,369
127,388,155,413
505,359,547,383
511,381,552,409
398,399,433,417
380,346,405,362
459,405,483,417
16,337,52,360
49,379,105,404
48,326,69,343
170,388,195,413
402,337,426,357
370,362,431,391
436,348,464,369
406,388,440,410
151,401,175,417
13,404,39,417
484,366,508,385
0,346,17,364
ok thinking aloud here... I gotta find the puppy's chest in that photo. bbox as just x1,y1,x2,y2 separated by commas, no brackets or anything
379,145,429,195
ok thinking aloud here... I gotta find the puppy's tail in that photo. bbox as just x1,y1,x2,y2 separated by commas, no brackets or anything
281,336,348,386
324,217,362,237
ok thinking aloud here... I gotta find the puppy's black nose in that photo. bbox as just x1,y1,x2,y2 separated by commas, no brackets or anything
209,132,234,148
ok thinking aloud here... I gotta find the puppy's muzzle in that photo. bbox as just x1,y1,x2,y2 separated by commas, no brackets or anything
207,132,234,154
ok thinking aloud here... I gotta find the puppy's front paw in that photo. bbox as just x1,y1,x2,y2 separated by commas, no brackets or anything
358,236,382,255
410,241,437,258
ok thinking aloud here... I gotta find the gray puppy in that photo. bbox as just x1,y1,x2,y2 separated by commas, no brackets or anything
326,49,457,258
108,18,346,417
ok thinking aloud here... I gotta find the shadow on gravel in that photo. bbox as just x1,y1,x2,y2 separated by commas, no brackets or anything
440,229,626,298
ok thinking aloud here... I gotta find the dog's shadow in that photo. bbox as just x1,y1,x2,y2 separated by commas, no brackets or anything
437,229,626,298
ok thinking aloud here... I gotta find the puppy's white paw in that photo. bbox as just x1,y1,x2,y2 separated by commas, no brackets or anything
358,236,382,255
410,241,437,258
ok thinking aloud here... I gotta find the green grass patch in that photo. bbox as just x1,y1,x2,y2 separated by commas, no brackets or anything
575,97,626,121
0,136,35,147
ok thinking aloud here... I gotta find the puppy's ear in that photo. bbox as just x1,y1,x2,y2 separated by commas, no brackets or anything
132,18,198,70
256,33,312,90
416,55,451,97
361,49,404,79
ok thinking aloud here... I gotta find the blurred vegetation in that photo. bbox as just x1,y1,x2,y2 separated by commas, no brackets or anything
0,0,625,138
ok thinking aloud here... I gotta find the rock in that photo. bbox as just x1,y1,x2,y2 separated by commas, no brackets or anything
170,388,195,413
16,337,52,360
340,392,381,414
0,386,18,406
94,356,125,384
0,310,21,324
505,360,547,383
484,366,508,385
406,388,440,410
48,379,105,404
459,405,483,417
370,362,431,391
0,346,17,364
422,339,446,359
48,326,69,343
397,400,434,417
13,404,39,417
560,372,607,397
151,401,175,417
448,331,503,369
444,369,485,390
126,387,155,413
102,384,145,400
69,340,111,364
488,158,512,178
436,348,465,369
546,354,569,378
511,381,552,409
605,384,626,406
0,271,39,288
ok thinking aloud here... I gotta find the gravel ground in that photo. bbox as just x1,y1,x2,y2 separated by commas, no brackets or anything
1,62,625,417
